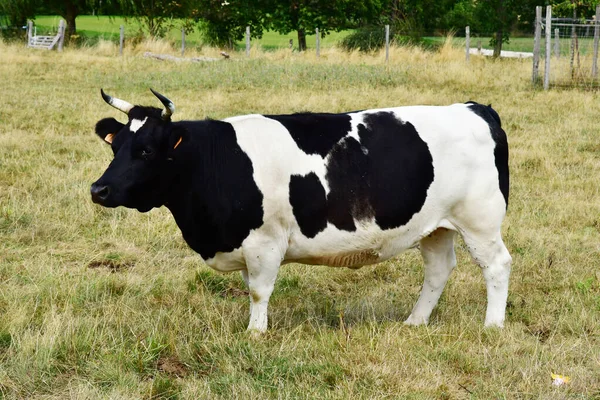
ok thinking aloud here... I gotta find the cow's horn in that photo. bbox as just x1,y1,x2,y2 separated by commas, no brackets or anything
100,89,134,114
150,88,175,121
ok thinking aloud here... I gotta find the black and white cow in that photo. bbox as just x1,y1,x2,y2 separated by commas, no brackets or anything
91,89,511,332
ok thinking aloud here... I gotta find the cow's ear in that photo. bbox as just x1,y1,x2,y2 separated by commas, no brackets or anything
95,118,125,144
167,126,188,158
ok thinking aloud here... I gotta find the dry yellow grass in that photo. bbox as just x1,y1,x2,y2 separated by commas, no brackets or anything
0,39,599,399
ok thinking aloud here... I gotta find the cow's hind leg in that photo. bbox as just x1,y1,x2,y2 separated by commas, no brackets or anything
405,228,457,326
461,229,512,327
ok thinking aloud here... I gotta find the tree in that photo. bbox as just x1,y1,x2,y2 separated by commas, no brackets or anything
193,0,269,48
552,0,600,19
382,0,456,36
115,0,193,38
440,0,537,57
0,0,36,28
38,0,96,38
266,0,384,51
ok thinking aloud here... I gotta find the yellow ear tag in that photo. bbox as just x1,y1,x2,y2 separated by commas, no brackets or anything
173,136,182,149
104,133,114,144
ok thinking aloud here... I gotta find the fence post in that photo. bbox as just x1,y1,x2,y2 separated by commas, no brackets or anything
544,5,552,90
119,25,124,56
385,25,390,63
245,26,250,57
477,39,481,53
570,10,576,76
465,26,470,62
57,20,65,51
554,28,560,57
181,28,185,56
27,20,33,47
316,28,320,58
532,6,542,84
592,5,600,79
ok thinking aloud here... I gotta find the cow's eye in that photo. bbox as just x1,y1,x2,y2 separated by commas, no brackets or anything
141,148,154,159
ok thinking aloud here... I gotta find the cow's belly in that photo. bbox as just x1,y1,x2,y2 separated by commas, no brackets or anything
284,216,450,268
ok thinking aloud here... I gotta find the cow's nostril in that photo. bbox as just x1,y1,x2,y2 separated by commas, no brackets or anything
91,183,111,203
97,186,110,199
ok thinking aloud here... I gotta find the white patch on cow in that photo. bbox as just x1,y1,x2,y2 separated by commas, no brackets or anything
204,247,245,272
130,117,148,133
346,112,364,142
225,114,331,197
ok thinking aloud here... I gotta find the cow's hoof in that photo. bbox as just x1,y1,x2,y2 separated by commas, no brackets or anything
484,319,504,328
246,326,267,337
404,315,428,326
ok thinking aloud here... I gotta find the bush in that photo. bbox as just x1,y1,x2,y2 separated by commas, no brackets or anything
0,25,26,42
339,26,428,53
339,27,388,52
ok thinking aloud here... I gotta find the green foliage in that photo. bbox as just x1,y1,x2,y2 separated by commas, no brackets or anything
0,0,36,28
339,27,385,52
441,0,477,32
339,17,426,53
194,0,268,48
267,0,384,50
115,0,194,38
552,0,600,19
382,0,450,35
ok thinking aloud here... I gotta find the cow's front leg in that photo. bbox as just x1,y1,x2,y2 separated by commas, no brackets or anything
244,250,282,333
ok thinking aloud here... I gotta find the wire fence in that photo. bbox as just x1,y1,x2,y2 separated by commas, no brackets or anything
533,5,600,89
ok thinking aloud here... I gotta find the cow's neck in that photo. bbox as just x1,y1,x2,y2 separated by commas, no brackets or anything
165,120,264,261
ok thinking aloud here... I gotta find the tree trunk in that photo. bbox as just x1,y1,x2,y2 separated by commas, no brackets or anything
64,0,78,38
297,28,306,51
492,0,506,58
493,29,503,58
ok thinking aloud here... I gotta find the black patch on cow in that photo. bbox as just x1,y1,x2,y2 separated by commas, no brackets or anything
356,112,434,229
289,111,435,237
264,113,352,158
289,173,327,238
165,120,264,260
325,137,372,231
467,102,509,208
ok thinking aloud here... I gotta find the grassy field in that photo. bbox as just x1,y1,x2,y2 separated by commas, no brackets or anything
1,38,600,399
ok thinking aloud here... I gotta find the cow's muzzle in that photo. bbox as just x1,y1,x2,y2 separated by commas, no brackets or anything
91,182,111,205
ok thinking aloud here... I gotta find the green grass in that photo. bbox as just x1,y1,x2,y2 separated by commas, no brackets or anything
1,40,600,398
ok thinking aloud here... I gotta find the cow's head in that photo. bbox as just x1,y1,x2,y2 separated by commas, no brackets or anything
91,89,185,212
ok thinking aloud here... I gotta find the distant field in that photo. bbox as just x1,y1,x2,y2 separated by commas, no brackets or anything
33,15,543,53
34,15,598,56
33,15,351,50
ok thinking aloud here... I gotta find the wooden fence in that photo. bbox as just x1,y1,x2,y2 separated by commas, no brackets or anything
27,19,65,51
